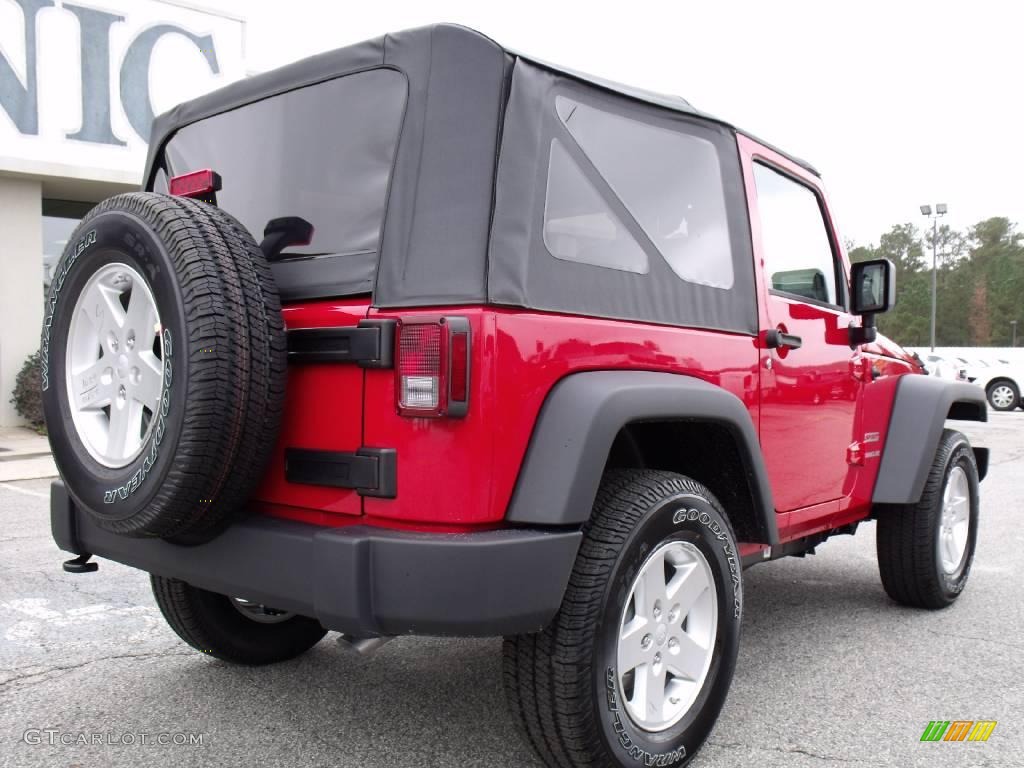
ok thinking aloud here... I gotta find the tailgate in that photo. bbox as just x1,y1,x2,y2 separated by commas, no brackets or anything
253,298,372,518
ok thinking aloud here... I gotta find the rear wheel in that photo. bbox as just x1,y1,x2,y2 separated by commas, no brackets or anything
986,380,1019,411
876,429,980,609
151,575,326,665
503,470,742,768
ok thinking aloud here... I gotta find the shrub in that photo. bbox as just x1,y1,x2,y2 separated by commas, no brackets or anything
10,351,45,433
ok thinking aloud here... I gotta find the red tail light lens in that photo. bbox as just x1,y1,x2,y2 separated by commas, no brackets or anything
168,169,222,199
396,318,470,417
449,331,469,403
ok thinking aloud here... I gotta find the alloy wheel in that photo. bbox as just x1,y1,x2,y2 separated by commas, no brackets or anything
616,540,718,732
65,263,164,468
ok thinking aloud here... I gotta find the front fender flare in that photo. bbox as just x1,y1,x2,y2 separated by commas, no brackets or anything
504,371,778,545
873,375,987,504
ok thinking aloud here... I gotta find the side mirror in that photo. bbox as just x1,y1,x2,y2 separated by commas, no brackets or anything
851,258,896,315
849,258,895,346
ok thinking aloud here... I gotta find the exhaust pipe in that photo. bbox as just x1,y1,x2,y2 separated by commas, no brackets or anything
336,635,394,657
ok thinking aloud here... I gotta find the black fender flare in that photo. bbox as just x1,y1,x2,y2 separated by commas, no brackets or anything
504,370,779,545
873,375,988,504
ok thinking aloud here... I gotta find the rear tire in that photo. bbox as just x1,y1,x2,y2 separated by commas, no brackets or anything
151,575,326,665
876,429,979,609
503,470,742,768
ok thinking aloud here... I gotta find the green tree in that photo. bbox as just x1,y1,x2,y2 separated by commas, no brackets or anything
849,217,1024,348
965,218,1024,346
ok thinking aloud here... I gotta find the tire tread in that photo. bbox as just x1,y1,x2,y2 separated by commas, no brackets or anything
503,469,734,768
876,429,978,609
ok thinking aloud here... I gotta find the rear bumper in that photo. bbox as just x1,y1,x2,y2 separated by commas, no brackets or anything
50,482,581,637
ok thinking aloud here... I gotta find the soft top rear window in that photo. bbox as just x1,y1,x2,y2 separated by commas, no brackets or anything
154,68,407,301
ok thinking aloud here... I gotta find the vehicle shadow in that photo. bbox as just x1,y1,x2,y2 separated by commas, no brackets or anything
149,548,908,767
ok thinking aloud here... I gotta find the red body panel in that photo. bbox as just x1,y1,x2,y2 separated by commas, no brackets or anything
253,134,916,550
738,137,862,512
364,308,760,527
253,298,369,518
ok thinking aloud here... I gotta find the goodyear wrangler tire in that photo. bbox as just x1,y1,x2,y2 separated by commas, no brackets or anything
151,575,326,665
40,192,286,540
876,429,980,609
503,470,742,768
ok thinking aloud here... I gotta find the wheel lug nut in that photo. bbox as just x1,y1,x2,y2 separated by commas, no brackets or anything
107,331,119,352
126,331,135,349
117,385,126,402
668,637,679,653
668,604,680,624
653,600,662,620
641,634,653,650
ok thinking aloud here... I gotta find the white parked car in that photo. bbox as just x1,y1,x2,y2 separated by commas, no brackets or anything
964,362,1024,412
922,353,968,383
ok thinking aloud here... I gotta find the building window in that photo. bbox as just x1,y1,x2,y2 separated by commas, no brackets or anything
42,200,94,291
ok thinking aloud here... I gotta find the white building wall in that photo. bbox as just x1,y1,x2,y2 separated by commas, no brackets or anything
0,176,43,426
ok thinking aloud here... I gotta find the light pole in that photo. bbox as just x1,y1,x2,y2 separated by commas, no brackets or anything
920,203,948,351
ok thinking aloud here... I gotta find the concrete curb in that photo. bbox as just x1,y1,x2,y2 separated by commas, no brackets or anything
0,426,57,481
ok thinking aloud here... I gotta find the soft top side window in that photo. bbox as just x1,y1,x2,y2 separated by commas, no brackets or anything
542,95,735,289
543,139,649,274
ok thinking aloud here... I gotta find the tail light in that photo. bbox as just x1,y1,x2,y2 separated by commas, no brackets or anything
397,317,470,417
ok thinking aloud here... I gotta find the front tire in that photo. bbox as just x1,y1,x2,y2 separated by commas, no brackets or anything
876,429,980,609
151,576,327,665
503,470,742,768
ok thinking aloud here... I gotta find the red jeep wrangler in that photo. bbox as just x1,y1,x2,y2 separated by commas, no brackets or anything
44,24,988,767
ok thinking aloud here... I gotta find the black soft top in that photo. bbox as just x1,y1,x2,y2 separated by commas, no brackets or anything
145,24,810,334
144,23,816,185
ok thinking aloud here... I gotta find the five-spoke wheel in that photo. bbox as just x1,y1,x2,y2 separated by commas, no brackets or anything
65,262,164,468
937,465,971,576
617,540,717,732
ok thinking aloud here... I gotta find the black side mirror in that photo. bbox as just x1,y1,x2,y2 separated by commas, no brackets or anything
849,258,895,346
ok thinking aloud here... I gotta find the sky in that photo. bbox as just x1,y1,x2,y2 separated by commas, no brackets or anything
207,0,1022,248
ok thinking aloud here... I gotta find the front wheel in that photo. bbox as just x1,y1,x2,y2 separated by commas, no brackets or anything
876,429,980,609
503,470,743,768
151,576,327,665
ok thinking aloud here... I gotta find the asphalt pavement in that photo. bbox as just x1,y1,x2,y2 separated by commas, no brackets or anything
1,413,1021,767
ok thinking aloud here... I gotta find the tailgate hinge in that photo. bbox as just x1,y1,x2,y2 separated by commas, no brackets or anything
286,319,396,367
285,447,397,498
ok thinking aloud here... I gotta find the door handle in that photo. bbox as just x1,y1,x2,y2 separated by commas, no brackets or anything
765,329,803,350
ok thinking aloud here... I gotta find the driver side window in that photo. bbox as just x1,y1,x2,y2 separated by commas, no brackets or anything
753,163,843,308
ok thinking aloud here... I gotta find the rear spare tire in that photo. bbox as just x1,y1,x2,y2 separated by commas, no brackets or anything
41,192,286,540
